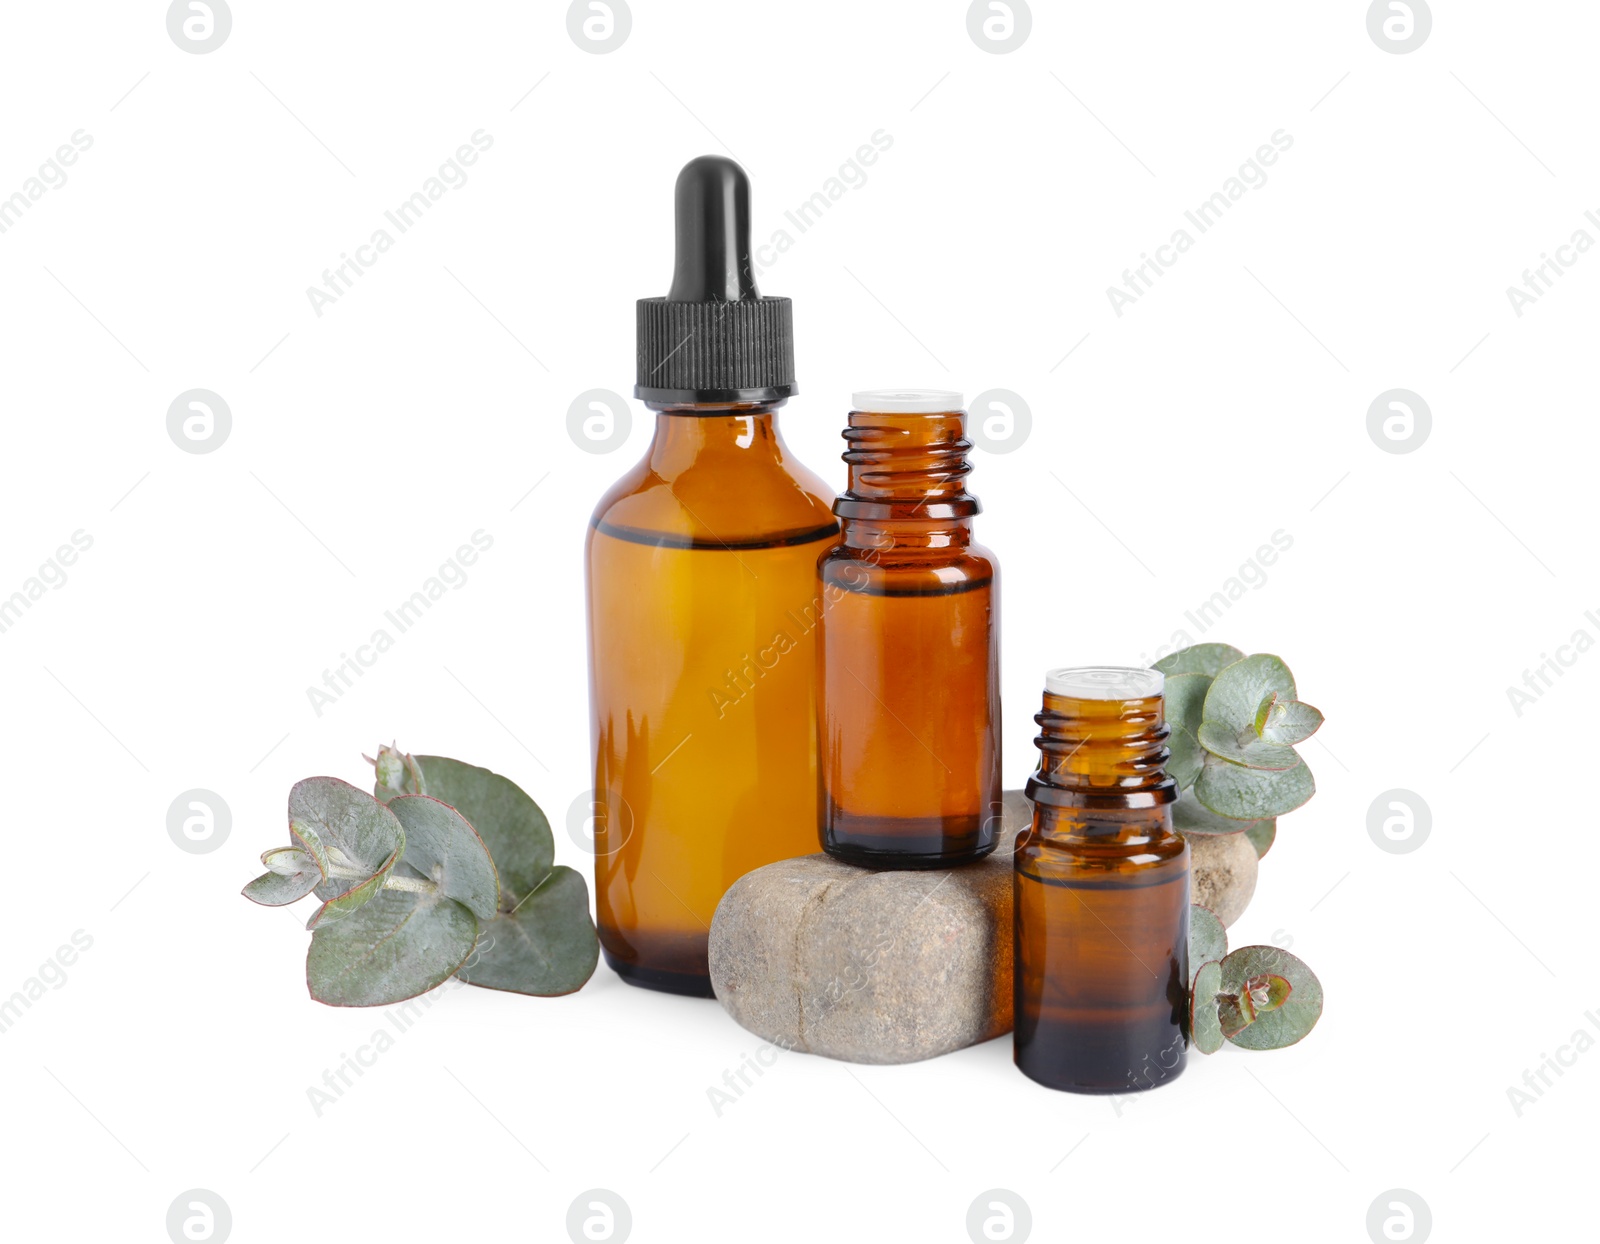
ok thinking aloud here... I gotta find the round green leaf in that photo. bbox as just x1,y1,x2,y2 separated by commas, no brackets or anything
263,846,317,877
387,794,500,921
1243,973,1293,1016
1219,946,1323,1050
1163,672,1211,738
307,889,477,1007
1244,819,1277,859
1189,960,1225,1054
1171,787,1258,836
456,866,599,996
414,756,554,900
287,777,406,903
1188,904,1227,986
1202,654,1297,734
1217,992,1255,1038
1168,725,1204,790
242,864,320,906
1154,644,1245,678
1196,721,1301,771
1163,673,1211,788
1259,700,1324,746
1194,755,1315,821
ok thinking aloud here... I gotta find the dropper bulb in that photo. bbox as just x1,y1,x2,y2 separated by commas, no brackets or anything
667,155,760,302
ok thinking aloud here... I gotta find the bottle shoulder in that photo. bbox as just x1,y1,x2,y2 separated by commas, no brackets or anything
820,537,999,585
1015,818,1187,884
589,445,837,547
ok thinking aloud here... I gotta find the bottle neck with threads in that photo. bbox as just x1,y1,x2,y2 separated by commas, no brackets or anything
1025,667,1176,839
834,391,977,553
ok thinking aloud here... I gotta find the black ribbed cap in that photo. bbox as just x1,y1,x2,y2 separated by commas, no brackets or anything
635,156,797,404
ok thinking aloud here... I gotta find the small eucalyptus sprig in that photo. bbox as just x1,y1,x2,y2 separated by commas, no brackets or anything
1186,904,1323,1054
1153,643,1324,858
243,745,598,1007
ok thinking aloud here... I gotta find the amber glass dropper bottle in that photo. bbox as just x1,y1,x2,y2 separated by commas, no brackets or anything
584,156,838,997
1014,666,1190,1093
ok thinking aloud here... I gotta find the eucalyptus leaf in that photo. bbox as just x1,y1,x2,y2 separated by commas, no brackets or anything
1196,721,1301,771
1163,673,1211,788
1163,672,1211,738
1252,693,1278,736
307,889,477,1008
287,820,329,880
411,756,555,894
1171,787,1258,836
1168,724,1205,790
1189,960,1225,1054
1217,990,1256,1038
1202,654,1297,735
263,846,317,877
287,778,406,904
387,794,500,921
1153,644,1245,678
413,755,596,996
1194,754,1315,821
1218,946,1323,1050
242,866,320,906
1258,699,1324,746
1188,904,1228,986
1244,819,1277,859
370,744,425,804
1242,973,1292,1017
247,846,324,903
457,866,599,996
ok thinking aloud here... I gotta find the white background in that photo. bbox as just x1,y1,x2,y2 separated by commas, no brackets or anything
0,1,1591,1240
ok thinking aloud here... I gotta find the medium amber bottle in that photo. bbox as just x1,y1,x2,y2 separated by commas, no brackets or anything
817,390,1001,867
1014,667,1189,1093
585,157,837,997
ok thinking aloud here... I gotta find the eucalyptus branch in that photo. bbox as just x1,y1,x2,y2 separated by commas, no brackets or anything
243,745,598,1007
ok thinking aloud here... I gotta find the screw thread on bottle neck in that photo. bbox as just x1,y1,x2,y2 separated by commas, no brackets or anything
833,408,981,551
841,412,975,504
1025,669,1175,810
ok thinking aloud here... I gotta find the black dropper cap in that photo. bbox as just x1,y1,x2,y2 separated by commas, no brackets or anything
635,156,797,405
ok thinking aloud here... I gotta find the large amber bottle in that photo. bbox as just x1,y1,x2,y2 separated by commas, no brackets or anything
1014,667,1190,1092
585,157,837,997
817,390,1001,867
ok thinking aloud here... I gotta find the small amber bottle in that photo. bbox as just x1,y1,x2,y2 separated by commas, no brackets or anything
1014,667,1189,1093
816,390,1001,867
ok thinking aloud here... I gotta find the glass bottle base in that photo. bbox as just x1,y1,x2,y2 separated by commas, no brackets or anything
821,806,999,869
822,839,997,869
603,949,716,998
1013,1051,1187,1095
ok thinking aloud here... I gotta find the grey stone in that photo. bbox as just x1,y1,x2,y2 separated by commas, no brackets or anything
708,792,1030,1064
1188,829,1259,927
